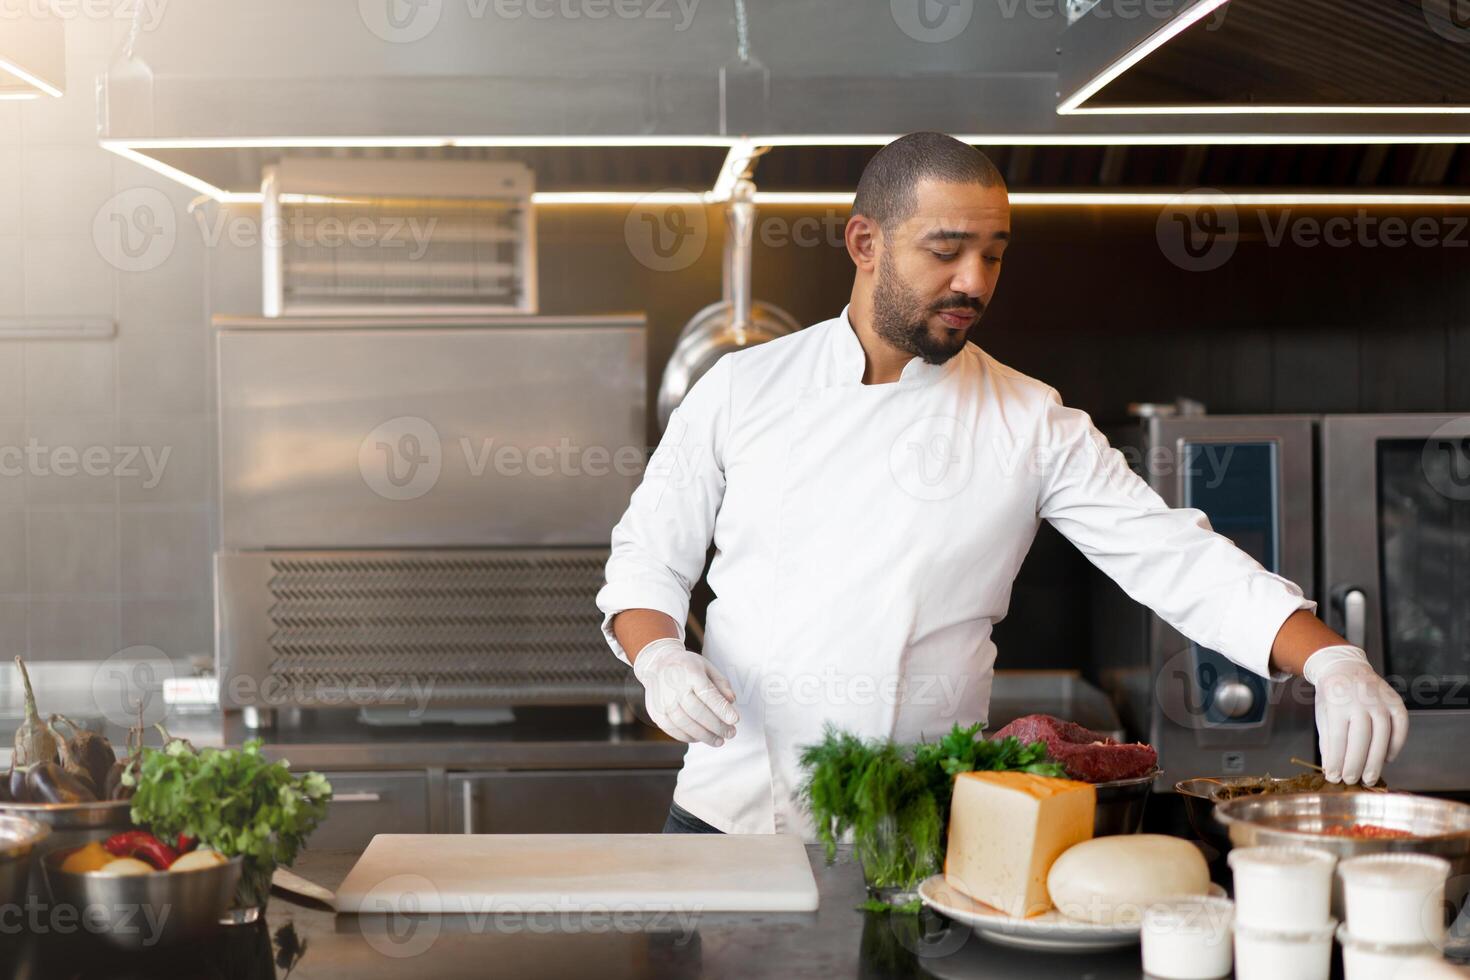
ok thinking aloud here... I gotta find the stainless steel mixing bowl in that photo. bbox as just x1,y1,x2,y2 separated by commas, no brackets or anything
1214,792,1470,922
1094,770,1158,836
0,799,133,830
0,815,50,913
42,847,244,951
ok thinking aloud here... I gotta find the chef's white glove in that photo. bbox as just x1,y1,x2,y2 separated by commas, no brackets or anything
632,637,740,748
1303,645,1409,786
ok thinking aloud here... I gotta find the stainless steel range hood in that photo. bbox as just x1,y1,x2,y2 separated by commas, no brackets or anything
100,0,1470,202
1058,0,1470,115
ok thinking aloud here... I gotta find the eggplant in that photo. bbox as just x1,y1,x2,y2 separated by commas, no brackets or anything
104,712,146,801
8,764,30,802
50,715,114,795
25,760,97,804
104,759,136,801
12,658,58,768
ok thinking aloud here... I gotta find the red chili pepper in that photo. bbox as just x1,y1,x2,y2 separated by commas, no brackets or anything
103,830,154,858
177,834,198,854
103,830,179,870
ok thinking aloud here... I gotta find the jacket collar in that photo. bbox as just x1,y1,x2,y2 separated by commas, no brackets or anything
828,305,961,387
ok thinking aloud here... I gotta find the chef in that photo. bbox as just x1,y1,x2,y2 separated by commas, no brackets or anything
597,132,1409,838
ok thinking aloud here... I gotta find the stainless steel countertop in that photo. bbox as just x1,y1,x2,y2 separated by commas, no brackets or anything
2,668,1111,775
0,702,686,773
4,844,1160,979
228,707,687,772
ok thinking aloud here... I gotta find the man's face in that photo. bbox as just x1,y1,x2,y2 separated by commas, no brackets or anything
869,178,1011,364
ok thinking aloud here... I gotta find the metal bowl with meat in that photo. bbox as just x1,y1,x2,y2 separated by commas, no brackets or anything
992,715,1160,835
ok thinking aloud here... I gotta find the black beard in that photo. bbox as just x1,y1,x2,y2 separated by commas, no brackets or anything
871,255,981,365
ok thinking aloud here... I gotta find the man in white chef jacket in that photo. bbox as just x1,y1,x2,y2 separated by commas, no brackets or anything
597,132,1409,838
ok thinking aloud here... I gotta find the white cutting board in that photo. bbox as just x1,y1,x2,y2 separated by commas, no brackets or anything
335,833,820,914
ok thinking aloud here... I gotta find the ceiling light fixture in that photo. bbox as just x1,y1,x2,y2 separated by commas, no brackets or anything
0,55,61,98
1069,104,1470,116
1057,0,1232,115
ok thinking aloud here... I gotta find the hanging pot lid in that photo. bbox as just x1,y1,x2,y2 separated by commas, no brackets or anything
656,179,800,431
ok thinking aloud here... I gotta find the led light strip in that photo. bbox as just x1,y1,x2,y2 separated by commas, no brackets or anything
1056,0,1233,115
1070,105,1470,116
755,191,1470,206
756,133,1470,146
202,189,1470,207
100,138,1470,208
101,141,237,200
109,135,739,150
0,56,62,98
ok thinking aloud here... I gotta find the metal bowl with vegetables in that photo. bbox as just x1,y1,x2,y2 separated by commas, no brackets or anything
43,844,243,951
1214,791,1470,863
2,657,144,812
1214,791,1470,923
0,814,49,912
1175,761,1395,854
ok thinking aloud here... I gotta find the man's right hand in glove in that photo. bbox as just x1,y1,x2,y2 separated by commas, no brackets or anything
632,637,740,747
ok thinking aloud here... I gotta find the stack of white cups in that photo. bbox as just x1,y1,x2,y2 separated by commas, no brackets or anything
1228,846,1339,980
1336,854,1451,979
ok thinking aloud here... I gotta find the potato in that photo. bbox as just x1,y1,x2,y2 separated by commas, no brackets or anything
169,849,228,872
95,857,156,876
1046,834,1211,925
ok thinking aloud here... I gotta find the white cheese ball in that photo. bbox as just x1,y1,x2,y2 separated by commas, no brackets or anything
1046,834,1211,925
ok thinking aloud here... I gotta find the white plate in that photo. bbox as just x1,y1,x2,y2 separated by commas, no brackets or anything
917,875,1225,953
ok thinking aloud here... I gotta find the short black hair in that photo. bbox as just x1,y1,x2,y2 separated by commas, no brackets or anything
851,133,1005,232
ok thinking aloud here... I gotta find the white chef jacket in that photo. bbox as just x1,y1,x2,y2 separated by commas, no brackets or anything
596,306,1314,838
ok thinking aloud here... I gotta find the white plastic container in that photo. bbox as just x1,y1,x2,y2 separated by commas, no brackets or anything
1141,896,1235,979
1337,924,1442,980
1337,853,1451,947
1228,846,1337,930
1233,920,1336,980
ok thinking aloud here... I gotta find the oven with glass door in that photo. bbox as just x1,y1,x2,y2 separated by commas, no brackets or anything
1321,414,1470,792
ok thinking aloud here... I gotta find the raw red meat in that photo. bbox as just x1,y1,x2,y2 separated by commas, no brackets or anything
991,714,1157,783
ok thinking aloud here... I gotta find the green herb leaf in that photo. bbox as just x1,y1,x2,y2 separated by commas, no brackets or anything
127,739,332,882
799,722,1067,893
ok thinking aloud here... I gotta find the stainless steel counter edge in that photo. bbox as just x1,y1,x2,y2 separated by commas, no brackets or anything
248,734,688,772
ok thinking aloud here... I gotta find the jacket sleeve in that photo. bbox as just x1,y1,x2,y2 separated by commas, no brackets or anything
595,355,734,664
1034,387,1314,679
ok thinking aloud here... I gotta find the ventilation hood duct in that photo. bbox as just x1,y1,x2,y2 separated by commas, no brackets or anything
1,7,64,99
1059,0,1470,115
100,0,1470,201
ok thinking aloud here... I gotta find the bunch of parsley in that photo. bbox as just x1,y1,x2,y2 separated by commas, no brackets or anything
126,739,332,905
799,722,1065,898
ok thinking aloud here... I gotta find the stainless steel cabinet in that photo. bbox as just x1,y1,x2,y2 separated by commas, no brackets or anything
448,770,676,834
310,771,431,850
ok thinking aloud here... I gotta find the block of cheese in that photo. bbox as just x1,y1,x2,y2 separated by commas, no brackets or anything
943,771,1096,918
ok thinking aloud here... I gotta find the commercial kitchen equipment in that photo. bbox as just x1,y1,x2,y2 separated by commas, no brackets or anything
214,314,646,728
261,159,536,317
1093,412,1470,793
